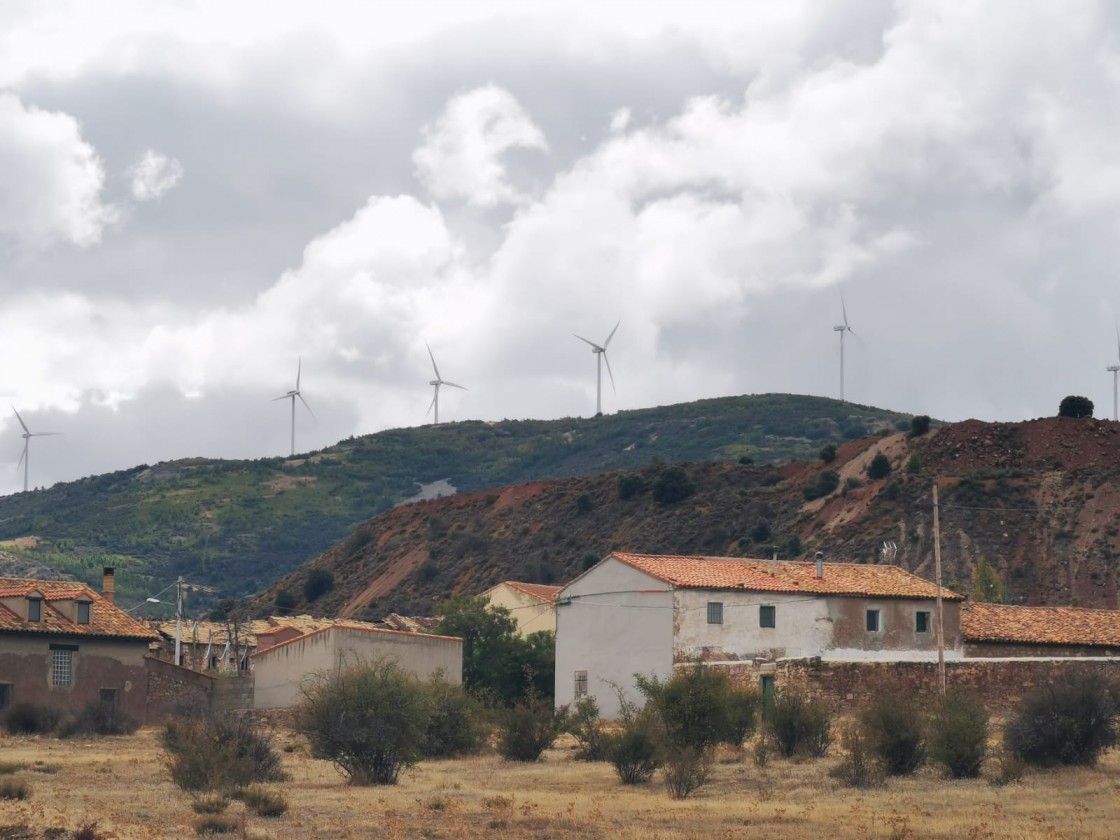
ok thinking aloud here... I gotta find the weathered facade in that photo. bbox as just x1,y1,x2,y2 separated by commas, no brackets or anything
555,552,963,717
0,572,158,724
482,581,561,637
252,624,463,709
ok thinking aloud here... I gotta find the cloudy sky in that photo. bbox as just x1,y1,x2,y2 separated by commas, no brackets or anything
2,1,1120,495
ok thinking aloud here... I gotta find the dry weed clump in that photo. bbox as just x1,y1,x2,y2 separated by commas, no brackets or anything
191,814,241,835
0,777,31,800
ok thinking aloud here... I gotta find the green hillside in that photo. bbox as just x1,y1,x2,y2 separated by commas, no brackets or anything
0,393,918,609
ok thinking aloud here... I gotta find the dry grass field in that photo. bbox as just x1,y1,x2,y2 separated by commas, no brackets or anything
1,727,1119,839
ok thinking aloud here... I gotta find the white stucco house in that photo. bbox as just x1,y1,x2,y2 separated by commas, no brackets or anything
252,623,463,709
481,581,561,637
555,551,963,717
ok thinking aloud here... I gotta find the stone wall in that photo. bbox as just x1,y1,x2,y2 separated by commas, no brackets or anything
145,656,215,723
713,657,1120,716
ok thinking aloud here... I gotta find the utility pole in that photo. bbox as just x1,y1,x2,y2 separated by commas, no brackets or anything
175,576,184,667
932,483,946,696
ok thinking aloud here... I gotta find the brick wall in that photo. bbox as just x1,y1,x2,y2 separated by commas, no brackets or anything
145,658,255,721
713,657,1120,716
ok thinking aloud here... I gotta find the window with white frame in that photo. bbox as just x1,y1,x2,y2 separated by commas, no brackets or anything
51,647,74,687
707,602,724,625
574,670,588,699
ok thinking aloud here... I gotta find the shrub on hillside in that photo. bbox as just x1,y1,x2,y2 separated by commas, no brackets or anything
866,453,892,481
4,703,63,735
750,520,772,544
929,692,989,779
496,695,569,762
617,472,647,501
819,443,837,463
274,589,296,614
652,466,695,505
803,470,840,501
764,689,832,759
1058,395,1094,418
861,691,925,776
1005,674,1119,767
296,659,429,785
303,568,334,602
906,453,922,475
910,415,931,436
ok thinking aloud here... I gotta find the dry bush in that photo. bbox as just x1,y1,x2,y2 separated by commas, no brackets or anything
662,745,712,800
162,712,286,797
929,692,989,779
191,794,230,814
0,778,31,800
764,689,832,758
860,691,925,776
830,724,885,789
235,786,288,817
58,701,138,738
496,696,568,762
1006,674,1119,767
4,703,63,735
191,814,241,835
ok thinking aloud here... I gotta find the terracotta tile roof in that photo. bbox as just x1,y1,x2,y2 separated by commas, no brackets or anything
0,577,157,640
608,553,963,600
963,602,1120,647
498,581,562,604
156,614,384,647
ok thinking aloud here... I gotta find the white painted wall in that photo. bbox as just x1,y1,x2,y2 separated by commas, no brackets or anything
554,558,673,718
674,590,834,662
253,627,463,709
484,585,556,636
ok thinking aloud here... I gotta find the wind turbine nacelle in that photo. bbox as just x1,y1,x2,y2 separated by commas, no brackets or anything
430,379,441,387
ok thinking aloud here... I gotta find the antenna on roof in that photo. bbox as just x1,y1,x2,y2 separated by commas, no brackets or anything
880,541,898,564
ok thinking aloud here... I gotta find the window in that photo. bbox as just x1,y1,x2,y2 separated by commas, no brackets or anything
0,684,10,710
759,674,776,699
574,671,588,699
707,602,724,625
915,611,931,633
99,688,118,711
759,605,776,628
51,648,73,687
866,609,881,633
28,598,41,622
77,601,91,625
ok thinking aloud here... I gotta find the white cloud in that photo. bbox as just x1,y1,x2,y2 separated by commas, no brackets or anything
0,93,117,248
608,107,631,133
412,85,548,207
129,150,184,201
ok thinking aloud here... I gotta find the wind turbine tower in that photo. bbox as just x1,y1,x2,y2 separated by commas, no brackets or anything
574,320,620,417
1108,327,1120,422
426,345,467,425
833,296,856,402
273,358,314,456
12,405,61,493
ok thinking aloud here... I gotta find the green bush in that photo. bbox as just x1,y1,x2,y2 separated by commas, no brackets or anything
750,520,772,544
906,453,922,475
910,415,931,436
303,568,334,602
819,443,837,463
1058,395,1094,419
861,691,925,776
764,689,832,758
605,706,661,784
568,697,608,762
296,659,429,785
496,695,569,762
726,685,762,747
635,663,737,751
661,745,711,800
929,692,989,779
1005,674,1119,767
866,453,892,480
5,702,63,735
617,473,646,501
274,589,296,614
803,470,840,501
652,465,695,505
420,675,486,759
162,712,286,796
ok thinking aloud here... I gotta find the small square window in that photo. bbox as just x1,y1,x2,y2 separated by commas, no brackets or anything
866,609,881,632
574,671,588,699
99,688,118,710
28,598,41,622
915,611,930,633
77,601,91,625
707,602,724,625
0,684,10,710
759,605,776,628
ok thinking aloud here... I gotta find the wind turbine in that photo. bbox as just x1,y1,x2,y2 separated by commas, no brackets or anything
1108,326,1120,422
273,358,314,456
426,344,466,425
12,405,61,493
833,295,856,402
574,319,620,417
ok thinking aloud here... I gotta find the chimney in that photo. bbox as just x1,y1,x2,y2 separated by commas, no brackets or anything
771,547,778,572
102,566,115,604
815,551,824,579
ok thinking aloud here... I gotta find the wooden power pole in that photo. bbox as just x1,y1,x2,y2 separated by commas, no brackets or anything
932,482,946,696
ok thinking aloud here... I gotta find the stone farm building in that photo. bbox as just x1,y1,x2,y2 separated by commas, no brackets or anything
0,572,158,723
481,581,561,637
555,551,963,717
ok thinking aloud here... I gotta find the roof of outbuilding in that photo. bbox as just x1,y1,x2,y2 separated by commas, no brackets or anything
963,602,1120,647
0,577,158,640
490,581,562,604
605,552,963,600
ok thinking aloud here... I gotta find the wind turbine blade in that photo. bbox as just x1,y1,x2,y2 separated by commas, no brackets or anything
272,394,289,402
297,393,315,419
603,351,616,391
841,293,849,329
1114,324,1119,362
426,344,441,380
16,448,24,470
295,357,302,391
10,405,28,435
426,391,437,416
573,334,602,351
604,319,621,348
31,432,61,437
442,381,467,391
